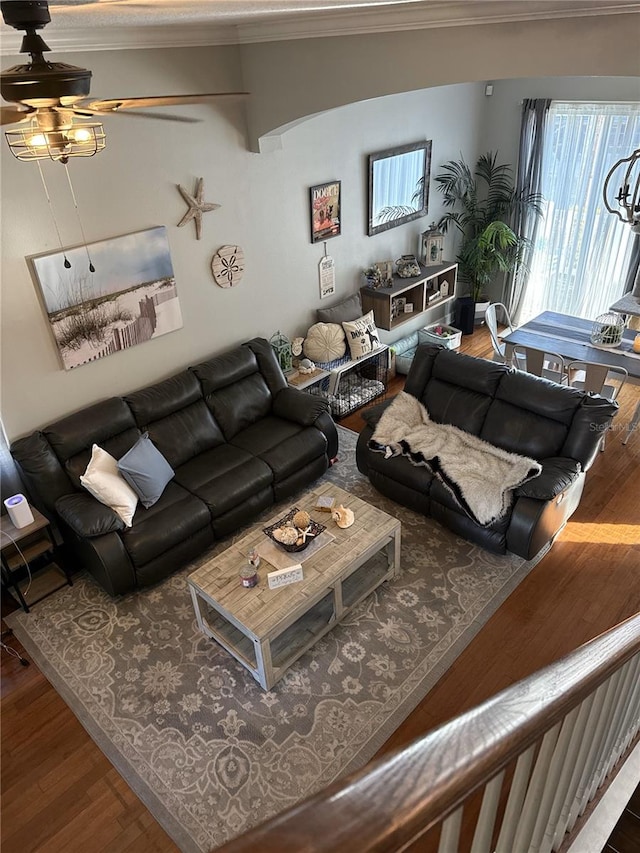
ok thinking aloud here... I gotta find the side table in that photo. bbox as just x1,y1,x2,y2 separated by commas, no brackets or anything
285,367,331,394
0,507,72,612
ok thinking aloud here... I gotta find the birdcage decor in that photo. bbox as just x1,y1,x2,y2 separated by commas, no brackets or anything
270,331,293,372
590,312,625,348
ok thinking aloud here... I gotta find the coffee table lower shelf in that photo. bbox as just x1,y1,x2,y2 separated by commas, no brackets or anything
190,536,399,690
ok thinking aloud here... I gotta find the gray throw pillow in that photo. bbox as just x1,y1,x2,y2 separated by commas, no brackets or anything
117,433,174,508
316,292,363,324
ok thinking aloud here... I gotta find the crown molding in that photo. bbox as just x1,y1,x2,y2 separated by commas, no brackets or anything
1,1,639,55
234,1,640,45
0,24,240,56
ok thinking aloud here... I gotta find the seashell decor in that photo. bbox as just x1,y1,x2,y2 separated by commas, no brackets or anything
331,504,355,528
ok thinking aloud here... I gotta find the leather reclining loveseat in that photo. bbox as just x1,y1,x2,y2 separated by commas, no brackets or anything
356,345,617,560
11,338,338,596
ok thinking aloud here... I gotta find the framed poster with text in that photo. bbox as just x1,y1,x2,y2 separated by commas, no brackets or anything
310,180,341,243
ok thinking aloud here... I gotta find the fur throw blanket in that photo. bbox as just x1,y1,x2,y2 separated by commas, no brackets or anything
369,392,542,526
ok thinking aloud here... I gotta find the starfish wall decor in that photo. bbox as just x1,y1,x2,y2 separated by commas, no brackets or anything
176,178,220,240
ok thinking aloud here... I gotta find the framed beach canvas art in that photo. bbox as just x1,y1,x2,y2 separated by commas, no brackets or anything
30,226,182,370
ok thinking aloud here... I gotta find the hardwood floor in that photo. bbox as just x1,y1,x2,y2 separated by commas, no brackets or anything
2,328,639,852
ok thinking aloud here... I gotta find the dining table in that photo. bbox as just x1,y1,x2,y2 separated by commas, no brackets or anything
502,310,640,383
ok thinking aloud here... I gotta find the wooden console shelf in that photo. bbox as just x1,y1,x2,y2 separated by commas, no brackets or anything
360,261,458,331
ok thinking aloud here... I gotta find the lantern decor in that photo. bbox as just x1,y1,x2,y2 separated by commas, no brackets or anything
590,313,625,348
270,331,293,372
420,222,444,266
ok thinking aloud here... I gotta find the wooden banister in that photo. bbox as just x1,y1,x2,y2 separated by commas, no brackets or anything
214,612,640,853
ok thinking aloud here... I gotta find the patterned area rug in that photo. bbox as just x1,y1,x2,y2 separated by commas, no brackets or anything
6,426,544,853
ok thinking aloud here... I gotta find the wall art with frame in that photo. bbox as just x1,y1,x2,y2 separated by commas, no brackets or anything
29,225,182,371
310,180,341,243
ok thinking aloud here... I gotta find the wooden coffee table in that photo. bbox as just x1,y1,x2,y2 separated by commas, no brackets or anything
188,482,401,690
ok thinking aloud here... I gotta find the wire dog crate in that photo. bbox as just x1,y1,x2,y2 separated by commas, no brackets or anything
309,346,389,419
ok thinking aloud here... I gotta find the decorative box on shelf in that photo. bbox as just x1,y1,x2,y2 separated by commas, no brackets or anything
421,324,462,350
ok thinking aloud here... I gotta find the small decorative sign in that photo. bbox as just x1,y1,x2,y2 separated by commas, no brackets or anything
212,245,245,288
319,255,336,299
267,565,304,589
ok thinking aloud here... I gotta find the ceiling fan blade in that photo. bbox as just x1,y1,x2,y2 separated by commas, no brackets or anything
81,93,249,113
0,106,32,126
71,107,201,123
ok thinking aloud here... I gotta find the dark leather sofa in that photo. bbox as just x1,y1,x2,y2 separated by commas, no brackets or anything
11,338,338,596
356,345,617,560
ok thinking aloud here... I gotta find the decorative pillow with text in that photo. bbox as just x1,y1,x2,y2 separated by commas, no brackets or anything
342,310,381,360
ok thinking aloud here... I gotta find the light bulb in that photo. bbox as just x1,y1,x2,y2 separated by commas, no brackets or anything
71,127,91,143
28,133,48,147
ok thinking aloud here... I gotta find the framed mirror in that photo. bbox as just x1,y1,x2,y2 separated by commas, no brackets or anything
368,140,432,236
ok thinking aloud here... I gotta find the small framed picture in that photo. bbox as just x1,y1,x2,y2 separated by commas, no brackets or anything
392,296,406,319
375,260,393,285
404,303,414,313
310,181,341,243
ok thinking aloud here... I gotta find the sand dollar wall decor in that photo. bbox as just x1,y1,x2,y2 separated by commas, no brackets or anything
212,245,245,288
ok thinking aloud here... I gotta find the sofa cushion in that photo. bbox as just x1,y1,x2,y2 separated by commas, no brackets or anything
231,417,328,481
421,380,492,436
303,323,346,363
125,370,202,426
146,402,225,469
206,375,273,440
429,479,511,534
121,482,211,568
80,444,139,527
117,433,175,508
44,398,138,461
174,446,273,517
316,292,363,324
480,399,569,460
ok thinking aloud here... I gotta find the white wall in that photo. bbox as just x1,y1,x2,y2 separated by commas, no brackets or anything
1,24,638,440
0,41,482,440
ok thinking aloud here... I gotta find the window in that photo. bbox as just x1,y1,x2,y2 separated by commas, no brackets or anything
521,102,640,322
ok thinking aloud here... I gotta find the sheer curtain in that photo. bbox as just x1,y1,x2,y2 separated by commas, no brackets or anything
520,102,640,322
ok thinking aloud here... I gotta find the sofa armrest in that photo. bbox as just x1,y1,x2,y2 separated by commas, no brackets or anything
360,397,395,428
273,387,330,425
514,457,581,500
56,493,125,537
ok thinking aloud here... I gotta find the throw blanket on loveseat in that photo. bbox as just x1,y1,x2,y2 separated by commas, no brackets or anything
369,392,542,526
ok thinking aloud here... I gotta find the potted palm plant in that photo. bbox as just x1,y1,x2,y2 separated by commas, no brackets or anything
435,152,543,333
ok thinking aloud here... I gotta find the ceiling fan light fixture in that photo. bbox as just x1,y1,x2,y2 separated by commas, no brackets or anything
5,119,105,163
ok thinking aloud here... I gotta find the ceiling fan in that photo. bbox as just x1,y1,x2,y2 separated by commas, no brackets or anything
0,0,248,162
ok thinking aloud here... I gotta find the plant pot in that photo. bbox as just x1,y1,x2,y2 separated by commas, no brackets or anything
454,297,476,335
474,299,490,323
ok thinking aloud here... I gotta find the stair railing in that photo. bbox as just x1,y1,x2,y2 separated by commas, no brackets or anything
214,612,640,853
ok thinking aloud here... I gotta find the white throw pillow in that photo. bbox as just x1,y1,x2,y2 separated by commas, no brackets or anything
342,311,381,359
303,322,346,363
80,444,139,527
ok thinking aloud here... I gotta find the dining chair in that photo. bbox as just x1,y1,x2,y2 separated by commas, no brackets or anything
567,361,628,449
566,361,628,400
512,345,568,384
485,302,521,365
